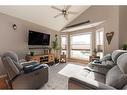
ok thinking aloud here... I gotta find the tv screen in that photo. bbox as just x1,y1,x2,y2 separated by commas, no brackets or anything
28,30,50,45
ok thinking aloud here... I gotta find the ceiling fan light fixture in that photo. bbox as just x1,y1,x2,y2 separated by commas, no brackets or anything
51,5,77,20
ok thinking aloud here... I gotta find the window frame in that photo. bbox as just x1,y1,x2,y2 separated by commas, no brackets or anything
70,32,92,60
95,28,104,58
61,35,68,57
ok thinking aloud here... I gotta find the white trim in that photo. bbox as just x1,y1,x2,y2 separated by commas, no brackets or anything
95,28,104,58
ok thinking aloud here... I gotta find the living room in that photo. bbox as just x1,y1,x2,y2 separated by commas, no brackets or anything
0,4,127,91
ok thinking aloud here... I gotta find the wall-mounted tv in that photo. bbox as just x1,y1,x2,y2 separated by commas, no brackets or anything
28,30,50,45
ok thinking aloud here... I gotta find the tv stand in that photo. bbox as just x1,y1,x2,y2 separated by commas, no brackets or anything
26,54,55,65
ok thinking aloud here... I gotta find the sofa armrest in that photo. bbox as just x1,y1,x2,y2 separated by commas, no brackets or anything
19,59,26,63
91,63,111,68
20,61,38,65
68,75,116,90
12,67,48,89
86,63,111,75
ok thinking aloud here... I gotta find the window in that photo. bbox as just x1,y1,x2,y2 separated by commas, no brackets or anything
61,35,67,55
70,33,92,60
96,28,104,58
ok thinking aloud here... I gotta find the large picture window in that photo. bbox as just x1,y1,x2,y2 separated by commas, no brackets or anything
70,33,92,60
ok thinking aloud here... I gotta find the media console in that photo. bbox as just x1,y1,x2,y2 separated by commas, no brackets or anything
25,54,55,65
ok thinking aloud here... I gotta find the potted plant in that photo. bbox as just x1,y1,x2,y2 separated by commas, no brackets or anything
30,51,34,56
51,34,60,63
49,47,52,54
122,44,127,50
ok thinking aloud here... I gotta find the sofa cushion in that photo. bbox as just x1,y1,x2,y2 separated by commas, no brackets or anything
111,50,127,64
2,51,18,62
92,63,111,75
106,65,127,89
87,71,105,83
79,68,105,83
2,51,23,71
122,84,127,89
117,53,127,74
100,54,112,62
101,60,115,68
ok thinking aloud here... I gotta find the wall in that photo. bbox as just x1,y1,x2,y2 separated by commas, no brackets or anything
0,12,59,75
66,6,119,54
119,6,127,48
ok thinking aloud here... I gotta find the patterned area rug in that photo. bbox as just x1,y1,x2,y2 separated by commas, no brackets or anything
40,62,87,90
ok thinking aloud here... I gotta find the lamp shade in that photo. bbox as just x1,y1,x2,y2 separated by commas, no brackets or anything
97,45,103,52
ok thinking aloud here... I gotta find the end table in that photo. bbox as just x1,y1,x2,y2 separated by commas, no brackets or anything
89,55,100,62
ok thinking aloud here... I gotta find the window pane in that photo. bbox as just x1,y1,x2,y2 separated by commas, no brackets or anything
96,29,104,59
70,33,91,60
96,31,103,45
71,50,91,60
61,35,67,55
71,34,91,44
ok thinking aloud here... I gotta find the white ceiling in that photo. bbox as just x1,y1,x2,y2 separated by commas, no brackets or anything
0,6,90,31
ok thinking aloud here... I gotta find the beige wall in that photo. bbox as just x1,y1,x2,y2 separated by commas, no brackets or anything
66,6,119,54
119,6,127,48
0,12,59,75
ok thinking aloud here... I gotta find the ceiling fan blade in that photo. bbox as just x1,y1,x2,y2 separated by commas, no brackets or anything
68,11,78,14
51,6,62,11
54,13,63,18
66,5,71,11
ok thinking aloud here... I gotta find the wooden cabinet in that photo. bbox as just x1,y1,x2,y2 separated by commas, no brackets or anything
48,54,54,62
25,54,54,64
31,56,41,62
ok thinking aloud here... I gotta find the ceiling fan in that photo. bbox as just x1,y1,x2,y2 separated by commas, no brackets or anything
51,5,77,20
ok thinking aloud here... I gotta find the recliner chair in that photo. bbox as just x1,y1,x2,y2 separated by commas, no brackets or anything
1,51,48,89
68,50,127,89
87,50,127,75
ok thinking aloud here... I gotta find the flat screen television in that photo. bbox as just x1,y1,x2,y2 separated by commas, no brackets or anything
28,30,50,45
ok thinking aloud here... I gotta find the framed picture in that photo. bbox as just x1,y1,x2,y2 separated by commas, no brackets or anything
106,32,114,45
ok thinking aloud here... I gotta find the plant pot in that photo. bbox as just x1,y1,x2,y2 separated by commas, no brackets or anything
30,51,34,56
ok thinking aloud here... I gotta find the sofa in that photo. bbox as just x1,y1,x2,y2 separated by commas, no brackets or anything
68,50,127,89
1,51,49,89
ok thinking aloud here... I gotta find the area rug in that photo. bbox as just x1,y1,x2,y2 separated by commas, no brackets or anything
58,63,85,77
41,62,87,89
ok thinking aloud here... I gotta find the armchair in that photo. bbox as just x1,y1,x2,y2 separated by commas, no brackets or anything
1,51,48,89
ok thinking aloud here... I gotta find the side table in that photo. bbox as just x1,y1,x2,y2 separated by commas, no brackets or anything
89,55,100,62
60,52,66,63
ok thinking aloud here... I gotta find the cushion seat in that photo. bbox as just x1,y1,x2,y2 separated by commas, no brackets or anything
78,68,105,83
